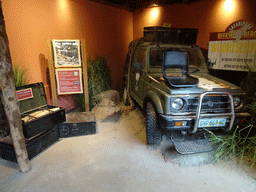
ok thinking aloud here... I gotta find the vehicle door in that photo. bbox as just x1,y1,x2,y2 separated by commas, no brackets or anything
130,47,147,104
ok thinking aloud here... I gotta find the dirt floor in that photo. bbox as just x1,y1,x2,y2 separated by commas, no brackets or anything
0,104,256,192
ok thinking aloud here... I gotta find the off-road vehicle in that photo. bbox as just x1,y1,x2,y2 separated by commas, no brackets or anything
123,26,251,154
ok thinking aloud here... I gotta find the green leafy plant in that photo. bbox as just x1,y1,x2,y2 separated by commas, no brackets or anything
12,64,30,87
206,85,256,167
206,64,256,167
206,125,256,167
77,56,111,110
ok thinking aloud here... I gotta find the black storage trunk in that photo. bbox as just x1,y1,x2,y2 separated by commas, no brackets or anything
0,82,66,139
143,26,198,45
0,82,65,162
0,82,97,163
21,105,65,138
59,112,96,138
0,126,59,163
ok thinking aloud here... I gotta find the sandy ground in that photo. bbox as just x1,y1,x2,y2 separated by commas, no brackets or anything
0,105,256,192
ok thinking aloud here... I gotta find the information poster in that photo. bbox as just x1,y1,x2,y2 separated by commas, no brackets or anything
56,68,83,95
208,20,256,71
52,39,81,68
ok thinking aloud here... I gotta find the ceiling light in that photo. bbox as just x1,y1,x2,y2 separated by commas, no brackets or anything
224,0,234,12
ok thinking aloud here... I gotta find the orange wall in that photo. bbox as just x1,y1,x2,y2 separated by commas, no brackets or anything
133,0,256,49
2,0,133,97
3,0,256,103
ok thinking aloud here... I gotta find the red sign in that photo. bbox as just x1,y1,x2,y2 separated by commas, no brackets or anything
56,68,83,95
210,20,256,41
16,88,33,101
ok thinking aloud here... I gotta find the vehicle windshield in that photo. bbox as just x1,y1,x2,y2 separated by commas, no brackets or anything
150,46,206,70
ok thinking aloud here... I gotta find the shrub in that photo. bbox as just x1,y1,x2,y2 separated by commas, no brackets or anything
77,56,111,110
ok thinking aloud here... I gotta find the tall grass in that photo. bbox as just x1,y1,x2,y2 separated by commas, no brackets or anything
12,64,30,87
207,66,256,167
0,64,30,136
206,125,256,167
77,56,111,110
88,56,111,107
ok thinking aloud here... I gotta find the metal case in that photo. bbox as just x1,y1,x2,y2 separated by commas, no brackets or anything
59,112,96,138
0,82,65,162
0,82,66,139
0,126,59,162
0,82,97,163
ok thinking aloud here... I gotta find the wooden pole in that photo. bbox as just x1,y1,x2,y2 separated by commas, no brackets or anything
81,39,90,112
0,2,31,172
46,40,58,106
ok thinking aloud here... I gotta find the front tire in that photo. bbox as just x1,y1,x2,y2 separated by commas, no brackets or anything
146,102,162,145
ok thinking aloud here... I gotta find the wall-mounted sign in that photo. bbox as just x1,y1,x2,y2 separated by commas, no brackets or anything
16,88,33,101
208,20,256,71
52,39,81,68
56,68,83,95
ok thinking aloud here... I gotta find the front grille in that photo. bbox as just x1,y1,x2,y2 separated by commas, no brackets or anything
187,95,230,113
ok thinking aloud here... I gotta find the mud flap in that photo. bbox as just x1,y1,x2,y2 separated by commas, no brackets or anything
171,131,213,155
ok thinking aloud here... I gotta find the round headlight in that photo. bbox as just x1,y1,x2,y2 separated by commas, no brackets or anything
233,97,241,107
172,98,184,110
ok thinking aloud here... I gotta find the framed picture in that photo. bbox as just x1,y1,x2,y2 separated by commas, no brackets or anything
52,39,81,68
56,68,83,95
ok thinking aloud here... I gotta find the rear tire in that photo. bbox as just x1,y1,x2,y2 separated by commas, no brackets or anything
146,102,162,145
123,86,130,106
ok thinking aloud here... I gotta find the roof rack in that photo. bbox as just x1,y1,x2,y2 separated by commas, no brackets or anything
143,26,198,45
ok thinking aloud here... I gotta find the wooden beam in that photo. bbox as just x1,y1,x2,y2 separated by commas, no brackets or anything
0,2,31,172
46,40,58,106
81,39,90,112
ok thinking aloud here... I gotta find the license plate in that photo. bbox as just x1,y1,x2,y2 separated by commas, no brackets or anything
198,118,226,128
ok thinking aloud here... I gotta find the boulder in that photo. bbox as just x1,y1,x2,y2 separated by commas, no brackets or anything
96,90,120,106
92,98,121,122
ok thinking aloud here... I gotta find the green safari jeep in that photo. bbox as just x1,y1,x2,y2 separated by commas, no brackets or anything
123,27,251,154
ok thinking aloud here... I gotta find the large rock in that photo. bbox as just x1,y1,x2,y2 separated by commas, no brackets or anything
96,90,120,106
92,98,121,122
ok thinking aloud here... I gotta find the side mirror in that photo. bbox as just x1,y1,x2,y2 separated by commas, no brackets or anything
133,62,142,72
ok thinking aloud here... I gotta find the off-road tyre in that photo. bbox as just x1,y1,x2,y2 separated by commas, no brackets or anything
146,102,162,145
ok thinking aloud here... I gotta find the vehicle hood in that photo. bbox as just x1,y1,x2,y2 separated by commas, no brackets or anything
150,72,243,95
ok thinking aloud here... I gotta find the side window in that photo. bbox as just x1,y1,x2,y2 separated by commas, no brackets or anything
133,48,147,69
150,49,163,67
